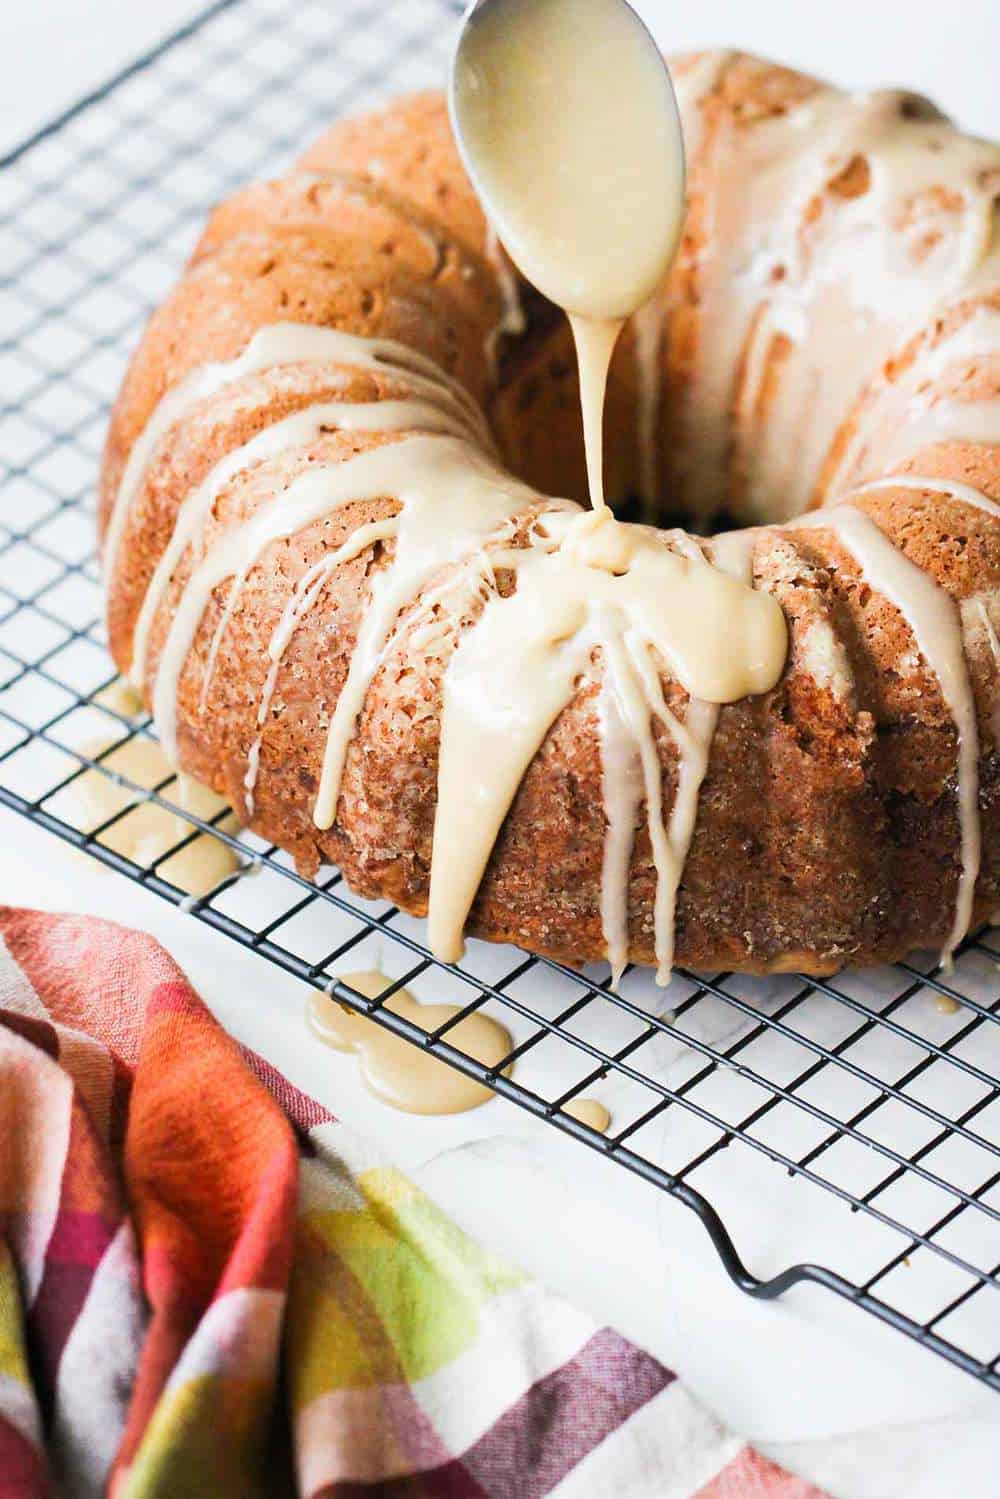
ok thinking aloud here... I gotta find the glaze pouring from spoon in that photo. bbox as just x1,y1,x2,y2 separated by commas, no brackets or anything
442,0,786,983
449,0,686,509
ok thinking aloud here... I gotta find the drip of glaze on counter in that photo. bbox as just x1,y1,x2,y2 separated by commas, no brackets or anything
92,677,146,719
306,970,513,1114
72,733,242,899
562,1096,612,1133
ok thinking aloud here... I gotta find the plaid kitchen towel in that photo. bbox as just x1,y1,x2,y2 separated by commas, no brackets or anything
0,907,828,1498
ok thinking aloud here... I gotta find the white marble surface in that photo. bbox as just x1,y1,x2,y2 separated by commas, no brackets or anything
1,3,999,1495
2,808,997,1499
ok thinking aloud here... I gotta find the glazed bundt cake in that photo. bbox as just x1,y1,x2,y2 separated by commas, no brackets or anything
100,52,1000,979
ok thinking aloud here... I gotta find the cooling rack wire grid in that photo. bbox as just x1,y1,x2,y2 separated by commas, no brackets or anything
0,0,997,1393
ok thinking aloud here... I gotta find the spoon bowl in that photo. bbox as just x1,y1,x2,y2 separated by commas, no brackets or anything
447,0,686,320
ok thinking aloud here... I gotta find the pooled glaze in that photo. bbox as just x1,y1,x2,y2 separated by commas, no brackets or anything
93,678,145,719
563,1097,612,1132
74,734,240,897
306,970,512,1114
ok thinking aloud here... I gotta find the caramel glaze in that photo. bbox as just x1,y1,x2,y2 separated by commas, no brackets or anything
306,971,512,1114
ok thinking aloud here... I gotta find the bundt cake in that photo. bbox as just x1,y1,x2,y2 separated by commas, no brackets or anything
100,52,1000,980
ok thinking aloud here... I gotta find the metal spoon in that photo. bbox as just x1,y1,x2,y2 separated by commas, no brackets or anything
447,0,684,319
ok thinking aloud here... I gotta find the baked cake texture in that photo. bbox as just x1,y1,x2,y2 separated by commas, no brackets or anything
100,53,1000,977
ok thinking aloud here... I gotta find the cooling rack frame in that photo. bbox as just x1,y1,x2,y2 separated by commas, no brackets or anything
0,0,998,1397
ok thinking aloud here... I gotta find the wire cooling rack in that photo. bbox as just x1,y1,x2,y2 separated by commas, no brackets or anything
1,0,999,1396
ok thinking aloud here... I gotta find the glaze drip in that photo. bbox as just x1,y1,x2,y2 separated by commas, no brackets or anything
430,509,784,968
104,320,493,592
680,80,1000,524
73,735,241,898
794,502,981,962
